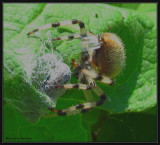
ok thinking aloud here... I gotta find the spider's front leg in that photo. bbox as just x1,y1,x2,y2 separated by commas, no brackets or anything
53,59,96,91
53,73,95,91
49,60,108,116
49,63,107,116
55,83,94,90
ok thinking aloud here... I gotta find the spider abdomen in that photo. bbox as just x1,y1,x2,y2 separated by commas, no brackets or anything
92,33,125,78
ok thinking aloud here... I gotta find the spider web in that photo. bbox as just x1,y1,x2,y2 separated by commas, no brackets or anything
4,31,71,123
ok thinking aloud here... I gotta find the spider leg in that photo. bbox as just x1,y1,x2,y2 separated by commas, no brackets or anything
55,83,94,90
81,69,114,85
92,85,105,97
49,91,106,116
54,76,96,90
51,34,81,41
85,76,96,90
53,60,96,90
83,89,94,102
27,19,87,37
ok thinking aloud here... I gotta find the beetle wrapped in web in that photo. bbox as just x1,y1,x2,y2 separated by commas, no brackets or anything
27,19,126,116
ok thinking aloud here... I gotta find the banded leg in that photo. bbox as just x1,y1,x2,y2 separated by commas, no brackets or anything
85,76,96,90
49,92,107,116
81,69,114,85
55,83,94,90
83,89,94,102
27,19,87,36
51,33,81,41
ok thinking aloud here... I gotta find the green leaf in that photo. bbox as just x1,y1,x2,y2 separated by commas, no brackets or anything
108,3,140,10
4,50,56,123
95,112,157,142
136,4,157,24
3,4,46,43
3,104,88,142
3,3,157,142
108,3,157,24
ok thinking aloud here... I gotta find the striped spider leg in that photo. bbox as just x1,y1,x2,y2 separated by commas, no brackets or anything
49,85,107,116
48,59,112,116
27,19,87,37
27,19,125,116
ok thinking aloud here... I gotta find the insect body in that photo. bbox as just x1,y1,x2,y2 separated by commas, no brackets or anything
27,19,125,116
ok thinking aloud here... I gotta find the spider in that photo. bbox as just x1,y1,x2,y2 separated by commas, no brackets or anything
27,19,125,116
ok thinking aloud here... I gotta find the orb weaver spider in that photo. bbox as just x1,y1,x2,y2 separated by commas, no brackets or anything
27,19,125,116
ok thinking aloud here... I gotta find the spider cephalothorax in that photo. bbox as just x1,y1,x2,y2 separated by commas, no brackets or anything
27,19,125,116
